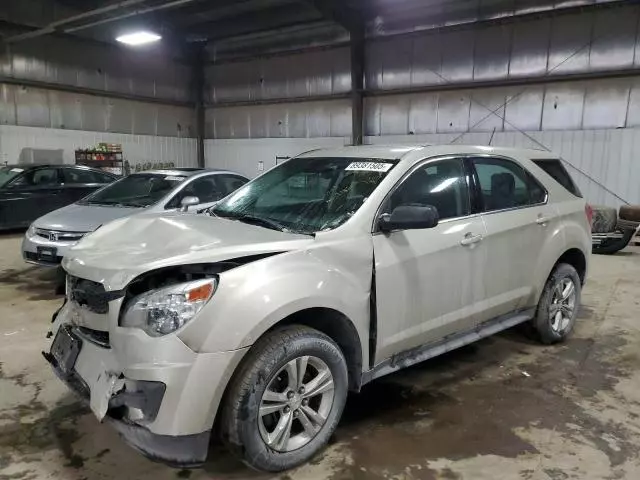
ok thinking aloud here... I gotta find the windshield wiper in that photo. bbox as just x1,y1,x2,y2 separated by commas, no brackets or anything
214,211,288,232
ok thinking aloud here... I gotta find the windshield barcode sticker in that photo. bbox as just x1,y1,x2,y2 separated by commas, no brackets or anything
345,162,393,172
10,168,24,173
164,176,185,181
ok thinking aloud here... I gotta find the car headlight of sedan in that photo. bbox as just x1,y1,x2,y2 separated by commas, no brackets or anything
27,223,37,237
121,278,217,337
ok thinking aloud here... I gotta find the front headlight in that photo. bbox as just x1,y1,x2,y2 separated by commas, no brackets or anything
121,278,217,337
27,223,37,237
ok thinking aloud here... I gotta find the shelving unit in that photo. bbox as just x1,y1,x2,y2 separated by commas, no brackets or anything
75,143,125,175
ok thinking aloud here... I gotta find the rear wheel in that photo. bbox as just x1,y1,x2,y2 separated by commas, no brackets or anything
532,263,581,344
221,325,348,472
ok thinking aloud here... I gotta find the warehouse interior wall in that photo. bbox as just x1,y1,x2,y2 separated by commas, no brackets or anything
0,34,198,167
203,2,640,207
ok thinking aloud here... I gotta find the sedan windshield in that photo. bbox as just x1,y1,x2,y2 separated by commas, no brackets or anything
0,167,24,188
212,157,396,234
80,173,185,207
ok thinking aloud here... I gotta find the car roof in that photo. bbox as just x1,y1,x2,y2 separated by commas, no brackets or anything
132,168,246,178
295,144,559,161
2,163,118,174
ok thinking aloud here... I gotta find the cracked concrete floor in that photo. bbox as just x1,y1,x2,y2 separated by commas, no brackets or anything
1,231,640,480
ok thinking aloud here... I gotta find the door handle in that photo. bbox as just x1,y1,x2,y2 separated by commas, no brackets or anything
536,215,551,226
460,232,483,246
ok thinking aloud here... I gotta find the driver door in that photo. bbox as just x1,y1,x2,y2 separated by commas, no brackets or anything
372,157,488,363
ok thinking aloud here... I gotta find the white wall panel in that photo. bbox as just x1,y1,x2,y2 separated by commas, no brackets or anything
204,137,348,179
0,125,198,168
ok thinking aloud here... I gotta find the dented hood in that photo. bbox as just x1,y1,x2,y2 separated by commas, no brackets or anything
62,212,313,290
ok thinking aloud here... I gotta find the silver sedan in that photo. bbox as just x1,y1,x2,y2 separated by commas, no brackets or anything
22,168,248,266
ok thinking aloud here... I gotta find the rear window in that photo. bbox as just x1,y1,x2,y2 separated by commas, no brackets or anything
532,159,582,198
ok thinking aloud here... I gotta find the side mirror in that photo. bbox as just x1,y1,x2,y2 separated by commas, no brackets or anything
378,205,439,233
179,196,200,212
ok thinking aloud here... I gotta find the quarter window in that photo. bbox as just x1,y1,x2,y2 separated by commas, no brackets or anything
472,157,545,212
385,158,470,221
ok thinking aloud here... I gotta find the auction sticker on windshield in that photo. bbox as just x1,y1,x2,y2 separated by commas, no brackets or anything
345,161,393,172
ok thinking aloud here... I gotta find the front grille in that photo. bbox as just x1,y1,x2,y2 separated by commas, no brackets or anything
35,228,86,242
75,326,110,348
68,275,111,314
25,251,63,265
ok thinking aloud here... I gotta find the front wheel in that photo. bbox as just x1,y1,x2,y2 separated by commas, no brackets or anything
532,263,581,344
221,325,348,472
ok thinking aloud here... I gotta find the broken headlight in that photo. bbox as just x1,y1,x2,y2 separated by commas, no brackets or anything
121,278,217,337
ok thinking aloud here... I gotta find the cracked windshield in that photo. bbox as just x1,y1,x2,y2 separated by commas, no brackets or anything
212,157,397,234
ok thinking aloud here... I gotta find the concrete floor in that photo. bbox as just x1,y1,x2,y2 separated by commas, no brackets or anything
1,232,640,480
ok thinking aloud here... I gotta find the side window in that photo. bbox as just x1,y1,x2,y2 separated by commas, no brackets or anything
168,176,224,208
10,168,60,187
216,174,249,196
385,158,470,221
472,157,542,211
62,168,111,184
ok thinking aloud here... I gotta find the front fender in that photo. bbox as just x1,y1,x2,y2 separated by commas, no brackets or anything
178,236,373,360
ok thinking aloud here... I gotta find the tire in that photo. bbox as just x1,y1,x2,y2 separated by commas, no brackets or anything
591,205,617,233
619,205,640,223
532,263,581,345
221,325,348,472
593,228,635,255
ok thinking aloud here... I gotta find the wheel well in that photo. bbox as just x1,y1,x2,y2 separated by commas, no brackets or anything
277,308,363,392
556,248,587,284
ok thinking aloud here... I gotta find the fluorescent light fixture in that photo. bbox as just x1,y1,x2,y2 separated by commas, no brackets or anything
116,31,161,46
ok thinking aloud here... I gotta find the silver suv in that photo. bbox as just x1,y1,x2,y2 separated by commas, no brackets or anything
45,145,591,472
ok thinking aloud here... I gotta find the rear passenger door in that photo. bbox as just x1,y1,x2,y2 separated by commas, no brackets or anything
471,156,557,321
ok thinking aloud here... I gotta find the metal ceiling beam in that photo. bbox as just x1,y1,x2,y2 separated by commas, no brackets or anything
185,4,322,41
172,0,297,27
303,0,362,32
3,0,151,43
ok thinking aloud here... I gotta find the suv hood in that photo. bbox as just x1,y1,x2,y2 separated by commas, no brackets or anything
63,212,313,290
34,202,142,232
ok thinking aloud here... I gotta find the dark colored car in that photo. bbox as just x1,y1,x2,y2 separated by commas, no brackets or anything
0,164,118,229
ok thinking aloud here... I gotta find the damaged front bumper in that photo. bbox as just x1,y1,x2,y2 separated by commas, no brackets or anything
45,300,248,467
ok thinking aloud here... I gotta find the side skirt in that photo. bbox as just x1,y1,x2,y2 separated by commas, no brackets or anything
361,307,535,385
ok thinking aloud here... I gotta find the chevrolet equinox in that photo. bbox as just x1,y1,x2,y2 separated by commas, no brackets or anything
45,145,591,471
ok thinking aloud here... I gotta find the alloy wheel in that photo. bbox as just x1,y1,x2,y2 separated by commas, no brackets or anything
258,355,335,452
549,277,576,333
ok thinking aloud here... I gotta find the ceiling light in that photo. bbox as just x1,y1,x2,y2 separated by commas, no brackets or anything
116,31,161,46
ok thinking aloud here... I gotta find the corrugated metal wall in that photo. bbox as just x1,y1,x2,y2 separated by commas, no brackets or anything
206,47,351,103
0,124,198,167
205,99,351,139
366,5,640,90
1,36,192,103
0,83,195,137
365,76,640,135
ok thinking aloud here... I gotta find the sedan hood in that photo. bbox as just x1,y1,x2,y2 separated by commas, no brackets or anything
34,203,142,232
63,212,313,290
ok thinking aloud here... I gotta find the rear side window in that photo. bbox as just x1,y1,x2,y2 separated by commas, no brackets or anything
472,157,545,211
532,159,582,198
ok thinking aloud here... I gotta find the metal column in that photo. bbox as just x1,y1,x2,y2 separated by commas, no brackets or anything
351,27,364,146
194,45,206,168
